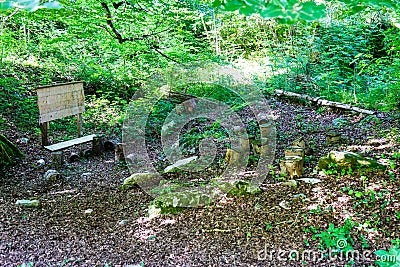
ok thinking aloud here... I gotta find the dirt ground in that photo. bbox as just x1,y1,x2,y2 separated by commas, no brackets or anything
1,98,399,267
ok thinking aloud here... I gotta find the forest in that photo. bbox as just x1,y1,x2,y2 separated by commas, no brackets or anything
1,0,400,266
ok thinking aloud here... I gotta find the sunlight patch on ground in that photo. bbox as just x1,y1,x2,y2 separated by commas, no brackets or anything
232,58,285,82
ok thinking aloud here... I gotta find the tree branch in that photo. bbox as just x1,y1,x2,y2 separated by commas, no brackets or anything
151,45,181,64
100,1,170,44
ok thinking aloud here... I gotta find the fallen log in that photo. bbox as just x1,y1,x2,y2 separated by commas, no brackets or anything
274,90,375,115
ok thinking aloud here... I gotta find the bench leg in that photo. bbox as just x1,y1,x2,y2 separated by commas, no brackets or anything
40,122,49,146
52,151,63,168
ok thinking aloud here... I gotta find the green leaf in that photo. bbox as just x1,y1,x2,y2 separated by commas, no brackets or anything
259,4,284,19
239,5,256,16
298,2,326,21
221,0,244,11
244,0,262,6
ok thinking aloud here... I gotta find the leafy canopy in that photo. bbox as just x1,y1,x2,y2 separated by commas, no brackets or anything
212,0,399,23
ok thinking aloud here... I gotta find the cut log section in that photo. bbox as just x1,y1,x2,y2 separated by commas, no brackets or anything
275,90,375,115
51,151,63,168
225,148,246,167
260,122,274,137
285,146,305,159
92,135,104,155
280,156,304,178
326,132,341,145
115,143,125,163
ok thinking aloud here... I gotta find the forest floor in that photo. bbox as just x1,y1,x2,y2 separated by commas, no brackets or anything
1,97,400,267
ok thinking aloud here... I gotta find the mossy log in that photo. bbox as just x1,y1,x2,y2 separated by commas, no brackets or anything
275,90,375,115
0,134,24,167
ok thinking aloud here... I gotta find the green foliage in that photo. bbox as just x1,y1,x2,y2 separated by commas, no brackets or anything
213,0,399,24
0,134,24,167
312,219,356,253
375,246,400,267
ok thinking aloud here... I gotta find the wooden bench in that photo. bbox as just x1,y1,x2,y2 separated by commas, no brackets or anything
37,82,102,163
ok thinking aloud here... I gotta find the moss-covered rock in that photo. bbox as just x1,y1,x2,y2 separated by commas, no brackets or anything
318,151,385,172
216,180,262,196
149,190,213,216
122,172,159,188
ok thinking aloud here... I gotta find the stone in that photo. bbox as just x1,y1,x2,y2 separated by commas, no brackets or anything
118,219,129,225
84,209,93,214
81,172,92,179
217,180,262,196
279,200,290,210
16,199,40,207
149,190,214,215
283,180,298,187
37,159,46,166
43,170,61,183
19,199,39,206
318,150,385,171
164,156,198,173
297,178,322,184
293,193,307,199
123,173,159,187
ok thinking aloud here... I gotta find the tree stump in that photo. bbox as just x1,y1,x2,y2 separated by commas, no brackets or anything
92,135,104,155
284,146,305,158
260,122,273,137
280,156,304,178
69,152,80,162
225,148,246,167
104,139,120,151
51,151,63,168
291,137,306,149
326,132,341,144
115,143,125,163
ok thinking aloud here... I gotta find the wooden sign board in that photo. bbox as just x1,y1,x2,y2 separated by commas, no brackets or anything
37,82,85,123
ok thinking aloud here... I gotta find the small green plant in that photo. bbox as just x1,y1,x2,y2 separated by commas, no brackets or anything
391,238,400,249
312,219,355,253
265,223,273,231
18,263,34,267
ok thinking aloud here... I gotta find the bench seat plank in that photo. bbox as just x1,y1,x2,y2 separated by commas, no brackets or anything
44,134,97,152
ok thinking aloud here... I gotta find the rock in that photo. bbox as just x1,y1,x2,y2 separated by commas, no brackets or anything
217,180,262,196
154,190,213,209
37,159,46,166
164,156,198,173
16,199,40,207
283,180,298,187
118,219,129,225
293,193,307,199
43,170,61,184
279,200,290,210
297,178,322,184
84,209,93,214
318,150,385,171
123,173,159,187
81,172,92,179
147,204,162,219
